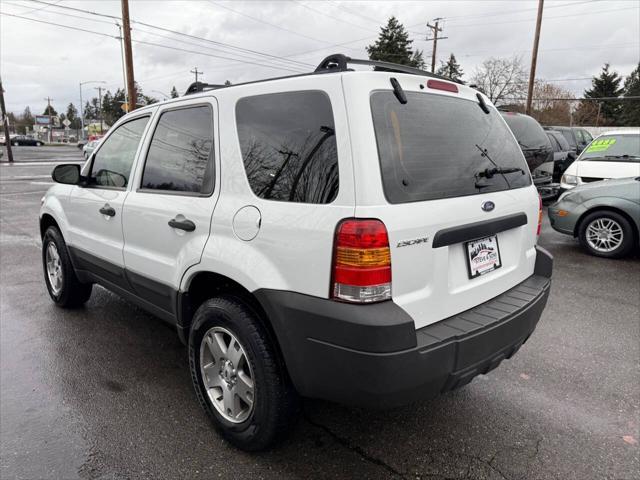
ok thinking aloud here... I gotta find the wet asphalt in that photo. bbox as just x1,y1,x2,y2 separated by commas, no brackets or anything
1,146,638,480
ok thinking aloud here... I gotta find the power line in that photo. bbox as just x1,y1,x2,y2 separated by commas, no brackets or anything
439,5,638,29
0,12,118,39
0,12,307,74
442,0,602,21
292,0,378,33
4,0,62,15
208,0,345,46
25,0,314,69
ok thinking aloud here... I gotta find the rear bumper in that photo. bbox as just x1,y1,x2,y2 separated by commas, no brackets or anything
256,246,553,408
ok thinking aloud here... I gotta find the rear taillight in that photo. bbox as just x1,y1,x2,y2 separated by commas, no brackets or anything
537,195,543,236
332,219,392,303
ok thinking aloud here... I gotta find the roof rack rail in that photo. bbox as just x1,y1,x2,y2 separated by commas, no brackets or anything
181,53,464,96
314,54,462,83
184,81,228,95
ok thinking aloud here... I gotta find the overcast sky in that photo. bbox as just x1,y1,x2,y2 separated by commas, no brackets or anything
1,0,638,115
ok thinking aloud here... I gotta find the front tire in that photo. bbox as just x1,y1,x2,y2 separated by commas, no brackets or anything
188,295,298,451
578,210,635,258
42,226,93,307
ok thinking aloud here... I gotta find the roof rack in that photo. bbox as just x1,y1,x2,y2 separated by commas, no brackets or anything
314,54,460,83
183,53,462,95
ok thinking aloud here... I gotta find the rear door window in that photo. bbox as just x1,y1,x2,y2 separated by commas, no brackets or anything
371,92,531,204
141,105,214,194
236,91,339,204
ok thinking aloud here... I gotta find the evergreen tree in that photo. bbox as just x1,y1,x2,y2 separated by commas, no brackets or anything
170,86,179,98
366,17,423,68
584,63,623,125
436,53,464,82
83,101,95,121
224,80,232,86
65,103,80,129
621,63,640,126
43,104,57,116
20,106,34,125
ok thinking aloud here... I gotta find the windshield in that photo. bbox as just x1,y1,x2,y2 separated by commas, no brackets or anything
579,134,640,162
371,91,531,204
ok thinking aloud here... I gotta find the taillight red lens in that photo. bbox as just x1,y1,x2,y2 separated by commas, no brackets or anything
426,79,459,93
537,195,543,236
332,219,392,303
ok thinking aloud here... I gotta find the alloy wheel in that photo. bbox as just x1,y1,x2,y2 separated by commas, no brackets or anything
585,217,624,253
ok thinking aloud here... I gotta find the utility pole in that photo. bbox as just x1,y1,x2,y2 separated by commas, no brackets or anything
115,22,129,109
525,0,544,115
95,86,104,134
425,19,447,73
0,77,14,163
190,67,203,83
121,0,136,112
44,96,54,143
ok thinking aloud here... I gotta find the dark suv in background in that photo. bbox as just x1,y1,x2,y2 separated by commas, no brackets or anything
500,111,555,199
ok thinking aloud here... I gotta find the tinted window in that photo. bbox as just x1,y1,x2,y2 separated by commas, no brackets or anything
371,92,531,204
546,133,561,152
91,116,149,188
141,106,214,194
550,131,570,150
236,91,339,204
501,113,550,149
579,134,640,162
558,129,577,149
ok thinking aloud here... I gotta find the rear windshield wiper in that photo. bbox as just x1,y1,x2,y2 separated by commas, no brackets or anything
476,167,526,179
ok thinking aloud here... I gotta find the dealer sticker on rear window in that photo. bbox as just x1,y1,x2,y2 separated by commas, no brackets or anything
466,235,502,278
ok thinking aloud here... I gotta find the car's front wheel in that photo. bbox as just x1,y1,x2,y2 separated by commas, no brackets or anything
189,295,298,451
42,226,93,307
578,210,635,258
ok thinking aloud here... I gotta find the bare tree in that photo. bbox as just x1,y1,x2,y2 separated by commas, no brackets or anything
471,56,527,106
531,81,573,125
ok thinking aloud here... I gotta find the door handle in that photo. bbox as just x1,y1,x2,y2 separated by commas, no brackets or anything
168,218,196,232
99,205,116,217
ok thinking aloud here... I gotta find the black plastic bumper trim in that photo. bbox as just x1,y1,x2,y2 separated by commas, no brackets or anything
432,212,528,248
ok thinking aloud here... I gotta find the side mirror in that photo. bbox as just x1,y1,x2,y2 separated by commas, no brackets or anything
52,164,81,185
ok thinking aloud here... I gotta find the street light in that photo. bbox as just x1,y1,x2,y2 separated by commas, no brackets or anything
79,80,106,140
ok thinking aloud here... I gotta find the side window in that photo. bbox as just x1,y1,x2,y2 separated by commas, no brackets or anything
141,105,214,194
547,135,560,152
236,90,339,204
582,130,593,142
90,116,149,188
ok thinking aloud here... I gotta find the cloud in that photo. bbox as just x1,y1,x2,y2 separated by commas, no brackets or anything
1,0,638,113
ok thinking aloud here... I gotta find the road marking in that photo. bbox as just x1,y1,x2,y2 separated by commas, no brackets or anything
0,175,51,180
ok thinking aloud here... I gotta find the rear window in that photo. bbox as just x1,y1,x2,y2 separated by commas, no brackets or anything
501,114,550,150
549,131,570,151
559,129,577,149
236,90,339,204
579,134,640,162
371,92,531,204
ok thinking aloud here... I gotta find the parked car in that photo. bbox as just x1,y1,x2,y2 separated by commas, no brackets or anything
10,135,44,146
542,125,591,155
82,140,99,159
0,134,17,145
560,130,640,191
40,54,552,451
500,111,554,173
572,127,593,154
549,177,640,258
541,130,575,182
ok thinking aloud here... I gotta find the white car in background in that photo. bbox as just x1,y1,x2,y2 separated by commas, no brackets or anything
560,129,640,190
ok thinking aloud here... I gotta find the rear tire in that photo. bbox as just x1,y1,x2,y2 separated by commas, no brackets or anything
578,210,635,259
42,226,93,307
188,295,298,451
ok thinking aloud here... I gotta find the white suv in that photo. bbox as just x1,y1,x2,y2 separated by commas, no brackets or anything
40,55,553,451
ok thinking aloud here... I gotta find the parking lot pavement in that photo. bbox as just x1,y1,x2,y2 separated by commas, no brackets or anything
1,147,638,480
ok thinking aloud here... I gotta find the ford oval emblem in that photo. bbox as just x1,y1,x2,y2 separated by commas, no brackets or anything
482,201,495,212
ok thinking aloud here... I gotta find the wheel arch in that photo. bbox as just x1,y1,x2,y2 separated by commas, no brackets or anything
40,213,61,239
574,206,639,244
177,271,287,372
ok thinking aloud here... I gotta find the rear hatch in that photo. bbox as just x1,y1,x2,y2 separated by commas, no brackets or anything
342,73,540,329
